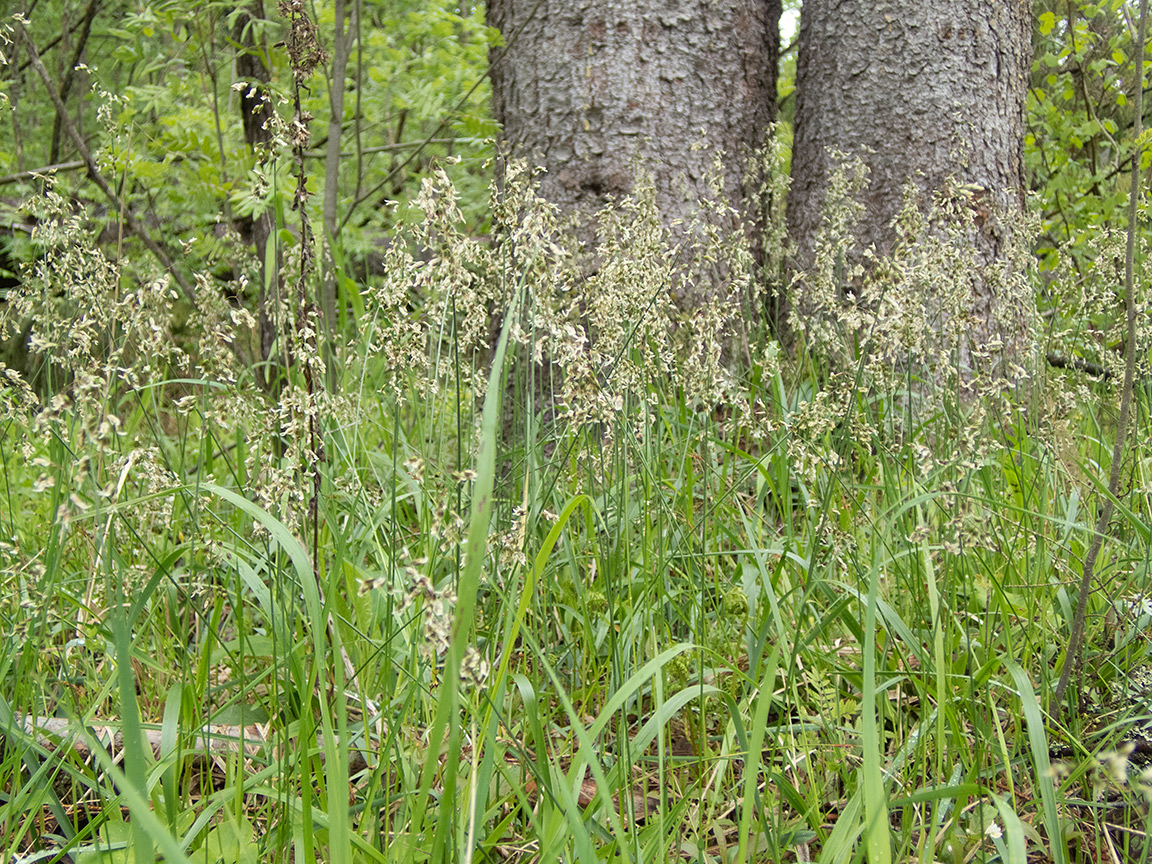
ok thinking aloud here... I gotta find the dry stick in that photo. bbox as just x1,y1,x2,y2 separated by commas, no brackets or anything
13,19,196,302
305,138,482,159
1045,351,1112,379
1053,0,1148,713
280,0,326,579
0,159,86,186
9,715,376,775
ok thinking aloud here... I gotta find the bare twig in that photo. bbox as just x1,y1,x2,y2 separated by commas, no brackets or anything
0,159,85,185
1054,0,1148,713
304,137,484,159
13,18,196,301
1046,351,1112,379
279,0,326,576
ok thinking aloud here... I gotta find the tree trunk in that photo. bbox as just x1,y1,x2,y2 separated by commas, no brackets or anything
234,0,281,388
787,0,1032,368
487,0,780,306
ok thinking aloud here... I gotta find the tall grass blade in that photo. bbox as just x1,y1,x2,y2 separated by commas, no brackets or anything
861,560,892,864
736,643,781,864
71,722,197,864
992,791,1028,863
1006,659,1065,864
406,287,520,861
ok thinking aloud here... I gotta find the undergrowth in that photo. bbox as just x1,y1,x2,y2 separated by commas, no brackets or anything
1,142,1152,864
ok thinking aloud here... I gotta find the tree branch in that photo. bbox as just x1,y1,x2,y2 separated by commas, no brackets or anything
48,0,101,165
1045,351,1112,379
0,159,85,185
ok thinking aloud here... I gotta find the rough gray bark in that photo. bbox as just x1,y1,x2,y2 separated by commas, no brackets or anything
487,0,780,304
787,0,1032,360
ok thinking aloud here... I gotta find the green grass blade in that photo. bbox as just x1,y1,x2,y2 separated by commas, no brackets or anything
861,561,892,864
1006,659,1066,864
991,791,1028,864
817,789,864,864
72,723,197,864
406,287,520,861
113,610,154,864
484,493,591,735
736,643,781,864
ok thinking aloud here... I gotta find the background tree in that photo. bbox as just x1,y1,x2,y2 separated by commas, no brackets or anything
486,0,781,305
1027,1,1148,378
233,0,281,380
787,0,1033,370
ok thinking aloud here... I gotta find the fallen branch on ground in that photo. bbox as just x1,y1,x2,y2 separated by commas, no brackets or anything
7,714,378,774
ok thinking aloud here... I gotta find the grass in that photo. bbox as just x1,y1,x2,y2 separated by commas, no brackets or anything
2,169,1152,864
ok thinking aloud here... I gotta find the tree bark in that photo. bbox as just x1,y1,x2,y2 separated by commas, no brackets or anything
487,0,780,306
234,0,281,386
787,0,1032,366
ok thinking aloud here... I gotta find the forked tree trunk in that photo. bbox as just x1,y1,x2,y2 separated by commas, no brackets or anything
487,0,780,306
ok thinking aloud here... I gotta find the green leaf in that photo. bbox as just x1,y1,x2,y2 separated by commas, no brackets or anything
405,278,522,864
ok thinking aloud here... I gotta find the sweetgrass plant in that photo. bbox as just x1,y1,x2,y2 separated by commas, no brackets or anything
3,113,1152,864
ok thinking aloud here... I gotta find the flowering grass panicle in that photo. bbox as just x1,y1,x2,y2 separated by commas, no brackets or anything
414,167,497,386
787,151,1042,468
3,191,169,401
3,62,1150,861
746,125,793,297
363,240,430,402
789,153,871,357
183,271,259,386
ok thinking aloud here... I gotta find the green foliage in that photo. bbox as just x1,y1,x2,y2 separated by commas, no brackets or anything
1030,0,1137,269
3,136,1151,861
3,2,1152,862
1028,0,1152,378
0,0,498,287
